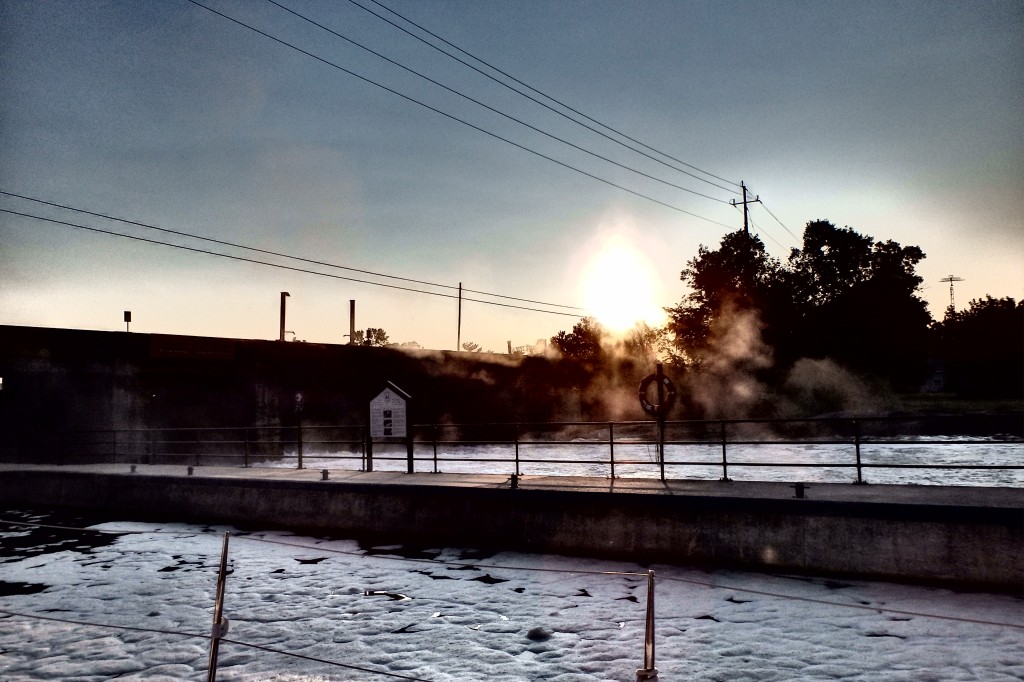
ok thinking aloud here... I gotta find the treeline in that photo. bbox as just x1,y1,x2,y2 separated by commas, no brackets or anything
550,220,1022,417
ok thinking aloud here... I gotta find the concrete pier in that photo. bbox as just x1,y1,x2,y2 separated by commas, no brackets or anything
1,464,1021,593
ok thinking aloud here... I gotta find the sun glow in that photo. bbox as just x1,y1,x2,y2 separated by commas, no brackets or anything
578,232,665,334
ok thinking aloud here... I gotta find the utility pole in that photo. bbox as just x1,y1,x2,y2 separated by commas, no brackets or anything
939,275,964,312
730,181,761,236
456,282,462,351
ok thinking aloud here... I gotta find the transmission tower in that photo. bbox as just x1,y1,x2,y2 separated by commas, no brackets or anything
939,275,964,311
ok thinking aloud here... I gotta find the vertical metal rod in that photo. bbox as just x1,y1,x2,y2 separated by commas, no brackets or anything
720,421,730,481
609,422,615,479
432,424,438,474
720,421,728,478
112,429,117,462
206,531,230,682
656,364,666,481
366,427,374,473
195,430,201,467
853,419,863,484
514,424,520,477
360,425,367,471
296,423,303,470
406,425,414,475
635,569,659,680
243,428,250,468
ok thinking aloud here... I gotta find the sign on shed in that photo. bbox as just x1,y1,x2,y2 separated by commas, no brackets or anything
369,382,411,439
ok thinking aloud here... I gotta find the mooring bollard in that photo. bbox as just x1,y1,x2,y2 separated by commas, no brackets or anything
130,464,136,474
636,569,658,680
791,482,809,499
187,466,194,476
321,469,329,481
510,473,519,489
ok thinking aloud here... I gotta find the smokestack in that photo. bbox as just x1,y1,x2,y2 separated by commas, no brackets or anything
349,300,355,344
279,292,290,341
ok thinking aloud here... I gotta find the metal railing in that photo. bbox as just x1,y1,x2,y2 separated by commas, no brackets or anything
19,413,1022,485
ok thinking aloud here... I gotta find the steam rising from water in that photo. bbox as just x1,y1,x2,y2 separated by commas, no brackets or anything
689,303,773,419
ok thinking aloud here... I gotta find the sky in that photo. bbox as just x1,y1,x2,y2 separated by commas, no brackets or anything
1,0,1022,352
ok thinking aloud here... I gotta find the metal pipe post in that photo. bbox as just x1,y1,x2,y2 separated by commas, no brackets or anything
514,424,521,477
206,532,231,682
635,569,659,680
609,422,615,479
853,419,865,484
720,421,731,481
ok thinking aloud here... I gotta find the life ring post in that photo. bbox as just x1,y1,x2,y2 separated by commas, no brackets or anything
638,364,675,481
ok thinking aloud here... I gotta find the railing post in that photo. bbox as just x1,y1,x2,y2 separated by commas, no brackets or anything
720,421,731,482
296,423,303,470
195,430,201,467
432,423,438,474
609,422,616,479
243,427,250,468
657,419,666,482
853,419,865,484
514,424,521,477
635,569,658,680
720,421,729,480
365,426,374,473
111,429,118,463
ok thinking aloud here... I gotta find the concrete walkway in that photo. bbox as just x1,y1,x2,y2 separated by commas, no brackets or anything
3,462,1022,508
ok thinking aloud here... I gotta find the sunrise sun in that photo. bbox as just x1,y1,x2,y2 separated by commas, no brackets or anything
578,232,665,334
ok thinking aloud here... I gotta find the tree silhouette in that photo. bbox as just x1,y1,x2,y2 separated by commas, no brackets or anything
350,328,389,347
932,296,1023,397
666,221,932,390
550,317,605,363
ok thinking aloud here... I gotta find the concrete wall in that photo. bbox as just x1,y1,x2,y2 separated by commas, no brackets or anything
2,469,1020,593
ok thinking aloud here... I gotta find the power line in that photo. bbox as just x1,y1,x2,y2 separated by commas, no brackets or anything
348,0,741,193
759,201,801,243
0,190,583,312
0,208,582,318
183,0,734,229
264,0,732,205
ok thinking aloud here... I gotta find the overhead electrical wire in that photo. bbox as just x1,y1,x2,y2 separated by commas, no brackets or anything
760,201,802,243
0,190,583,312
347,0,741,193
264,0,732,204
0,208,583,318
183,0,735,230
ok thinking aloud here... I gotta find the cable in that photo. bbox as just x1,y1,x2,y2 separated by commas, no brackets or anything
0,208,581,318
4,518,1022,631
264,0,732,205
0,609,434,680
349,0,741,192
760,201,802,243
182,0,735,229
658,575,1024,630
0,190,584,312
